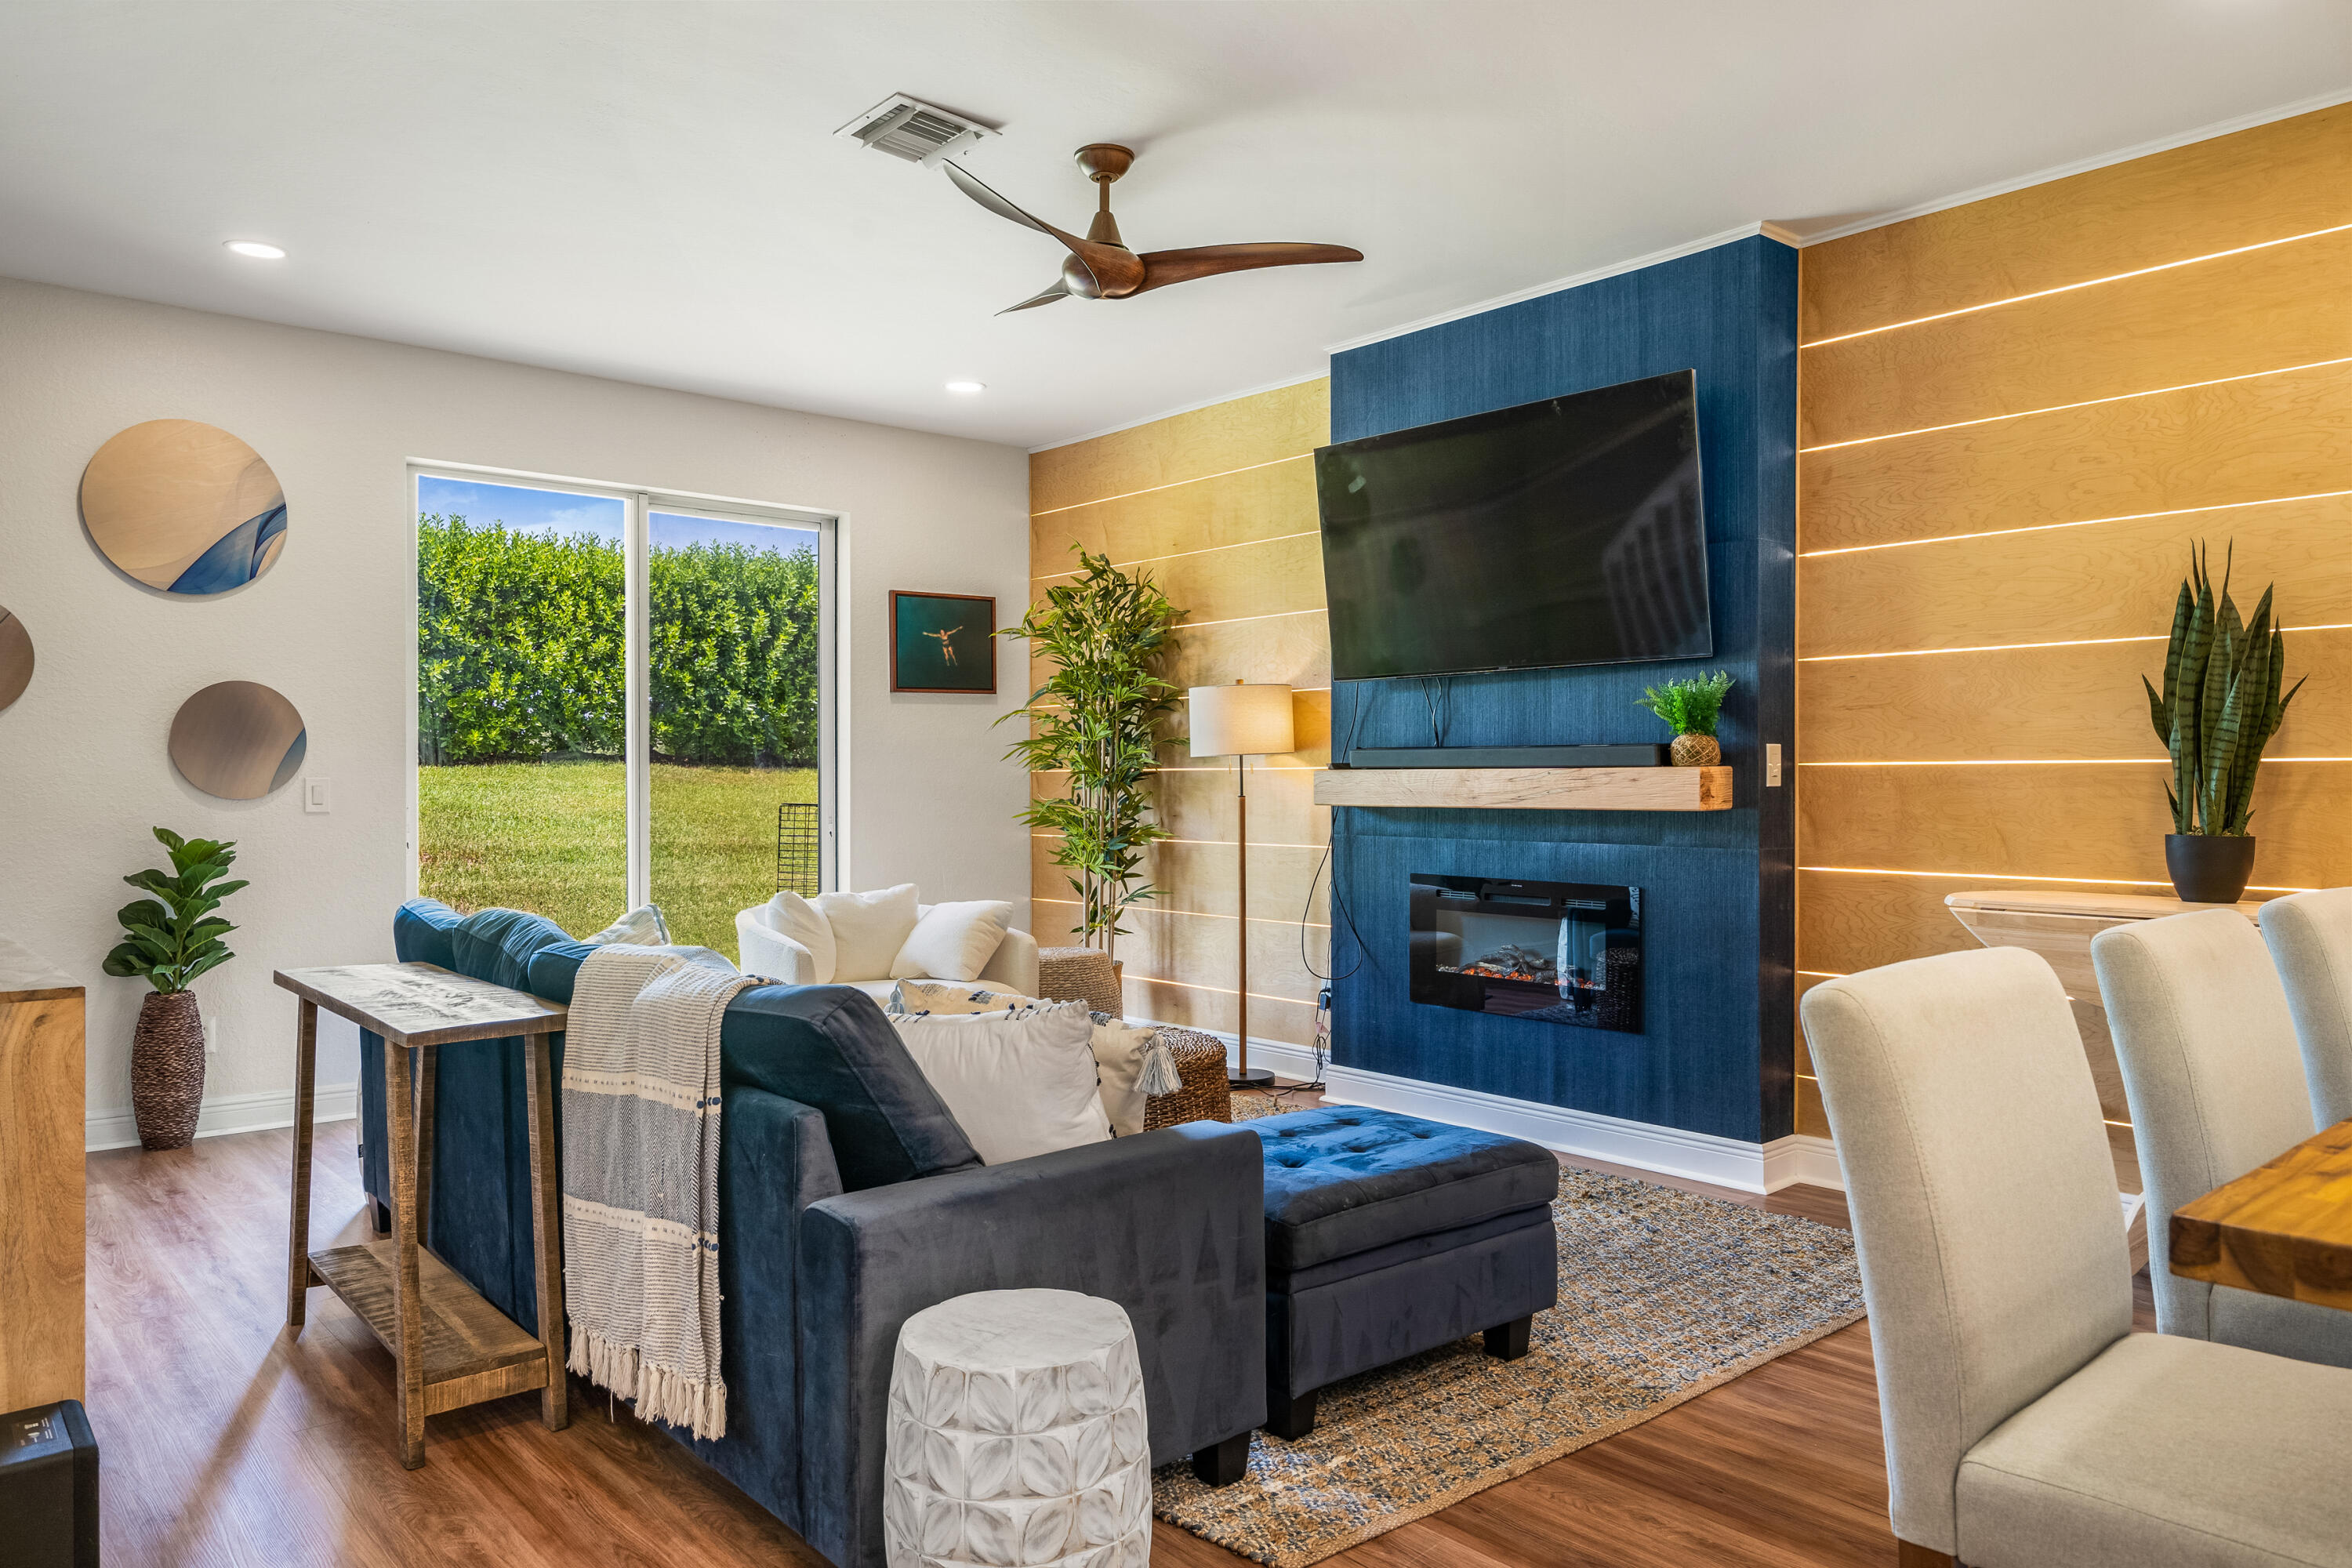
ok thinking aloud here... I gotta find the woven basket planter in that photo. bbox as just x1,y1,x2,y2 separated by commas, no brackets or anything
132,989,206,1151
1142,1026,1233,1130
1036,946,1124,1017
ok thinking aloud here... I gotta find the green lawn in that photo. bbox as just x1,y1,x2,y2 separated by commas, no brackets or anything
419,761,818,959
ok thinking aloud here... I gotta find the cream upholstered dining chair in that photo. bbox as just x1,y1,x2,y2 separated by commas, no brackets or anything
2260,887,2352,1128
2089,907,2352,1368
1800,946,2352,1568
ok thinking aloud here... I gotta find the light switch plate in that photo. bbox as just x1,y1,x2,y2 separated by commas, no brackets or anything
1765,743,1783,787
303,777,332,814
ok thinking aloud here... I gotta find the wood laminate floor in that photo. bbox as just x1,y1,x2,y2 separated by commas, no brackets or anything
82,1091,2154,1566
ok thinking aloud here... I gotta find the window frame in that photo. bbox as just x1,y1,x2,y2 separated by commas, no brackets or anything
407,459,840,912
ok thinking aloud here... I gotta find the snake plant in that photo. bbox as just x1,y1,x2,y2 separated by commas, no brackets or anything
2143,544,2302,837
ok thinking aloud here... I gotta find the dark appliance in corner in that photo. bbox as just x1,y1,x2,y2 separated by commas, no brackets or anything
1409,874,1642,1033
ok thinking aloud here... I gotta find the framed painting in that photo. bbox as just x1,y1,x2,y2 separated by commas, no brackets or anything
890,590,998,694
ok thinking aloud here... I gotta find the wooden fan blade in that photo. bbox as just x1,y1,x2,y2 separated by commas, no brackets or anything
998,279,1073,314
939,161,1144,297
1135,242,1363,294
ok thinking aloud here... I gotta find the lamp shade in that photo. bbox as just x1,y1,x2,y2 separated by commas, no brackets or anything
1189,681,1294,758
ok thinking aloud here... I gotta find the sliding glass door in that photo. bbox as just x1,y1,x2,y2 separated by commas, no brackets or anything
413,468,833,960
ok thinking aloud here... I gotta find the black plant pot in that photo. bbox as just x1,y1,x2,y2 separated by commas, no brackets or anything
2165,833,2257,905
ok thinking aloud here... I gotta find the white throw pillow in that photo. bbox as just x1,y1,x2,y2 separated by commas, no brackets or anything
890,900,1015,982
764,891,837,984
1087,1016,1163,1137
813,884,919,982
889,979,1036,1015
887,1001,1110,1164
585,904,671,946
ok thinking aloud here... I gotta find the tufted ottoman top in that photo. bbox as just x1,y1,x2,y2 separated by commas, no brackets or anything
1247,1105,1561,1272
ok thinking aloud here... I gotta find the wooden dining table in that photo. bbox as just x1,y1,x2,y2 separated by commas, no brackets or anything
2170,1120,2352,1309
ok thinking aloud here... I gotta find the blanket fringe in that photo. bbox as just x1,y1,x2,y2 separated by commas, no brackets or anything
569,1330,729,1441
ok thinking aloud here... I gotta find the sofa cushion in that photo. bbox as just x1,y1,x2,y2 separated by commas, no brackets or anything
394,896,462,970
764,891,837,984
527,943,982,1192
1248,1106,1562,1272
451,906,576,989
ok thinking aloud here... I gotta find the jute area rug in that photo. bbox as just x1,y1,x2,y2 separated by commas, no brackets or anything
1149,1095,1867,1566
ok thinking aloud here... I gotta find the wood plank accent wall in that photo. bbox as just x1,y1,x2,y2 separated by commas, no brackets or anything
1795,103,2352,1140
1028,380,1334,1044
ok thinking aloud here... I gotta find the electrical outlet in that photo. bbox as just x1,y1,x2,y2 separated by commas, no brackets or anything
1765,743,1784,787
303,777,332,814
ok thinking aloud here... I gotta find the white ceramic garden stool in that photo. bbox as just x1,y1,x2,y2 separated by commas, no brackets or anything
885,1288,1152,1568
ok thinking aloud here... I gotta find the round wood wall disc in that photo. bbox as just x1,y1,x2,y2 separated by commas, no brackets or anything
0,606,31,712
81,419,289,594
169,681,307,799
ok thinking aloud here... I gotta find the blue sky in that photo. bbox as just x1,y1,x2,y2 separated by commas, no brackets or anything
419,476,818,554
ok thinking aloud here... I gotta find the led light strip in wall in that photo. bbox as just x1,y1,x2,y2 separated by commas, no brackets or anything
1798,864,2317,893
1801,620,2352,662
1799,487,2352,560
1029,452,1312,517
1800,221,2352,349
1035,896,1331,931
1798,355,2352,455
1031,528,1323,583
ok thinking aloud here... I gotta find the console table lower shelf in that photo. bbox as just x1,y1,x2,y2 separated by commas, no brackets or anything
306,1241,553,1414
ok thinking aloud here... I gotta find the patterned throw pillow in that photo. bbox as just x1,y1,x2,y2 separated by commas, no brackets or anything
886,1000,1112,1164
888,978,1037,1015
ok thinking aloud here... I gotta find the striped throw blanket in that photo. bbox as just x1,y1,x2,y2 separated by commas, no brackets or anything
561,944,753,1441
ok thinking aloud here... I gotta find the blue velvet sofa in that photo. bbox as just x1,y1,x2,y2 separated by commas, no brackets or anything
357,900,1266,1567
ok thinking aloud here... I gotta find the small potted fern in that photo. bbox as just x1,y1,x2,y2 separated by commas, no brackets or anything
103,828,247,1150
2144,545,2301,903
1636,671,1735,767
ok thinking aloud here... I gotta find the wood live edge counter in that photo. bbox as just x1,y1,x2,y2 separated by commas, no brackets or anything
1314,764,1733,811
2172,1118,2352,1311
275,961,570,1468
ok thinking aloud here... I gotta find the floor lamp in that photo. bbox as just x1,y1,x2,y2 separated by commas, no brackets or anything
1189,679,1294,1089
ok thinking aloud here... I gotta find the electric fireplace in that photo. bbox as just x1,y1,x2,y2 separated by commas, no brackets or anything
1408,874,1643,1033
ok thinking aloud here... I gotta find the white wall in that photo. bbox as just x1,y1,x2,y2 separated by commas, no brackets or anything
0,277,1032,1147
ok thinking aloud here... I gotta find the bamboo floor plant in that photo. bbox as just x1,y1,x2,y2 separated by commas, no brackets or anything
998,549,1186,964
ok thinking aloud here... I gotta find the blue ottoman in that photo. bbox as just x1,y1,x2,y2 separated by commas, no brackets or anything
1247,1105,1560,1440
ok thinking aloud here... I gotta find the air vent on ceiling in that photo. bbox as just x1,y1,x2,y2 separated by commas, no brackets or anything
834,95,998,166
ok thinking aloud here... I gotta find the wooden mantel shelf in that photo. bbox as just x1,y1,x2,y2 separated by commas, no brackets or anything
1314,765,1732,811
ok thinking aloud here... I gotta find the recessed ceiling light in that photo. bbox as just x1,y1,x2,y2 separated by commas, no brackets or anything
946,380,986,394
224,240,286,260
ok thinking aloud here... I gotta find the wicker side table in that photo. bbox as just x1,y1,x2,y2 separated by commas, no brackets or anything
1036,946,1123,1016
1142,1025,1233,1130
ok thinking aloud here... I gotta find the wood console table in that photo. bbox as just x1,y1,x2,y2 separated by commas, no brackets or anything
277,963,569,1468
1946,891,2263,1201
0,935,85,1414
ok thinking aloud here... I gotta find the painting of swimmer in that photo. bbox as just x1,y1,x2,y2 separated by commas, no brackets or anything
81,419,289,595
889,590,997,693
169,681,307,799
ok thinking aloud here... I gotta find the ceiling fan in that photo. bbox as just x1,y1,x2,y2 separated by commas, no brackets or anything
942,143,1363,314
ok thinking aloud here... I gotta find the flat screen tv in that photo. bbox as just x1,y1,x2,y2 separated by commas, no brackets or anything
1315,369,1709,681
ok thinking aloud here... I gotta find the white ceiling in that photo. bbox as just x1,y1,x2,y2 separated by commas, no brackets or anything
2,2,2346,450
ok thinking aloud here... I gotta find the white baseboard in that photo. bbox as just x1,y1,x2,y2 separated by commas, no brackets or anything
86,1081,358,1152
1142,1019,1830,1196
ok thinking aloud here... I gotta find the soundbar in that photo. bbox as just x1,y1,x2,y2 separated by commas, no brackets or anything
1338,745,1669,769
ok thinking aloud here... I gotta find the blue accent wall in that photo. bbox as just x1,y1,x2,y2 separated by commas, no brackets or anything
1327,234,1798,1144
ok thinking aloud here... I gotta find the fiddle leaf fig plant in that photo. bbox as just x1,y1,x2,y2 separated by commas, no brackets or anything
103,827,247,993
2143,543,2302,837
998,548,1185,960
